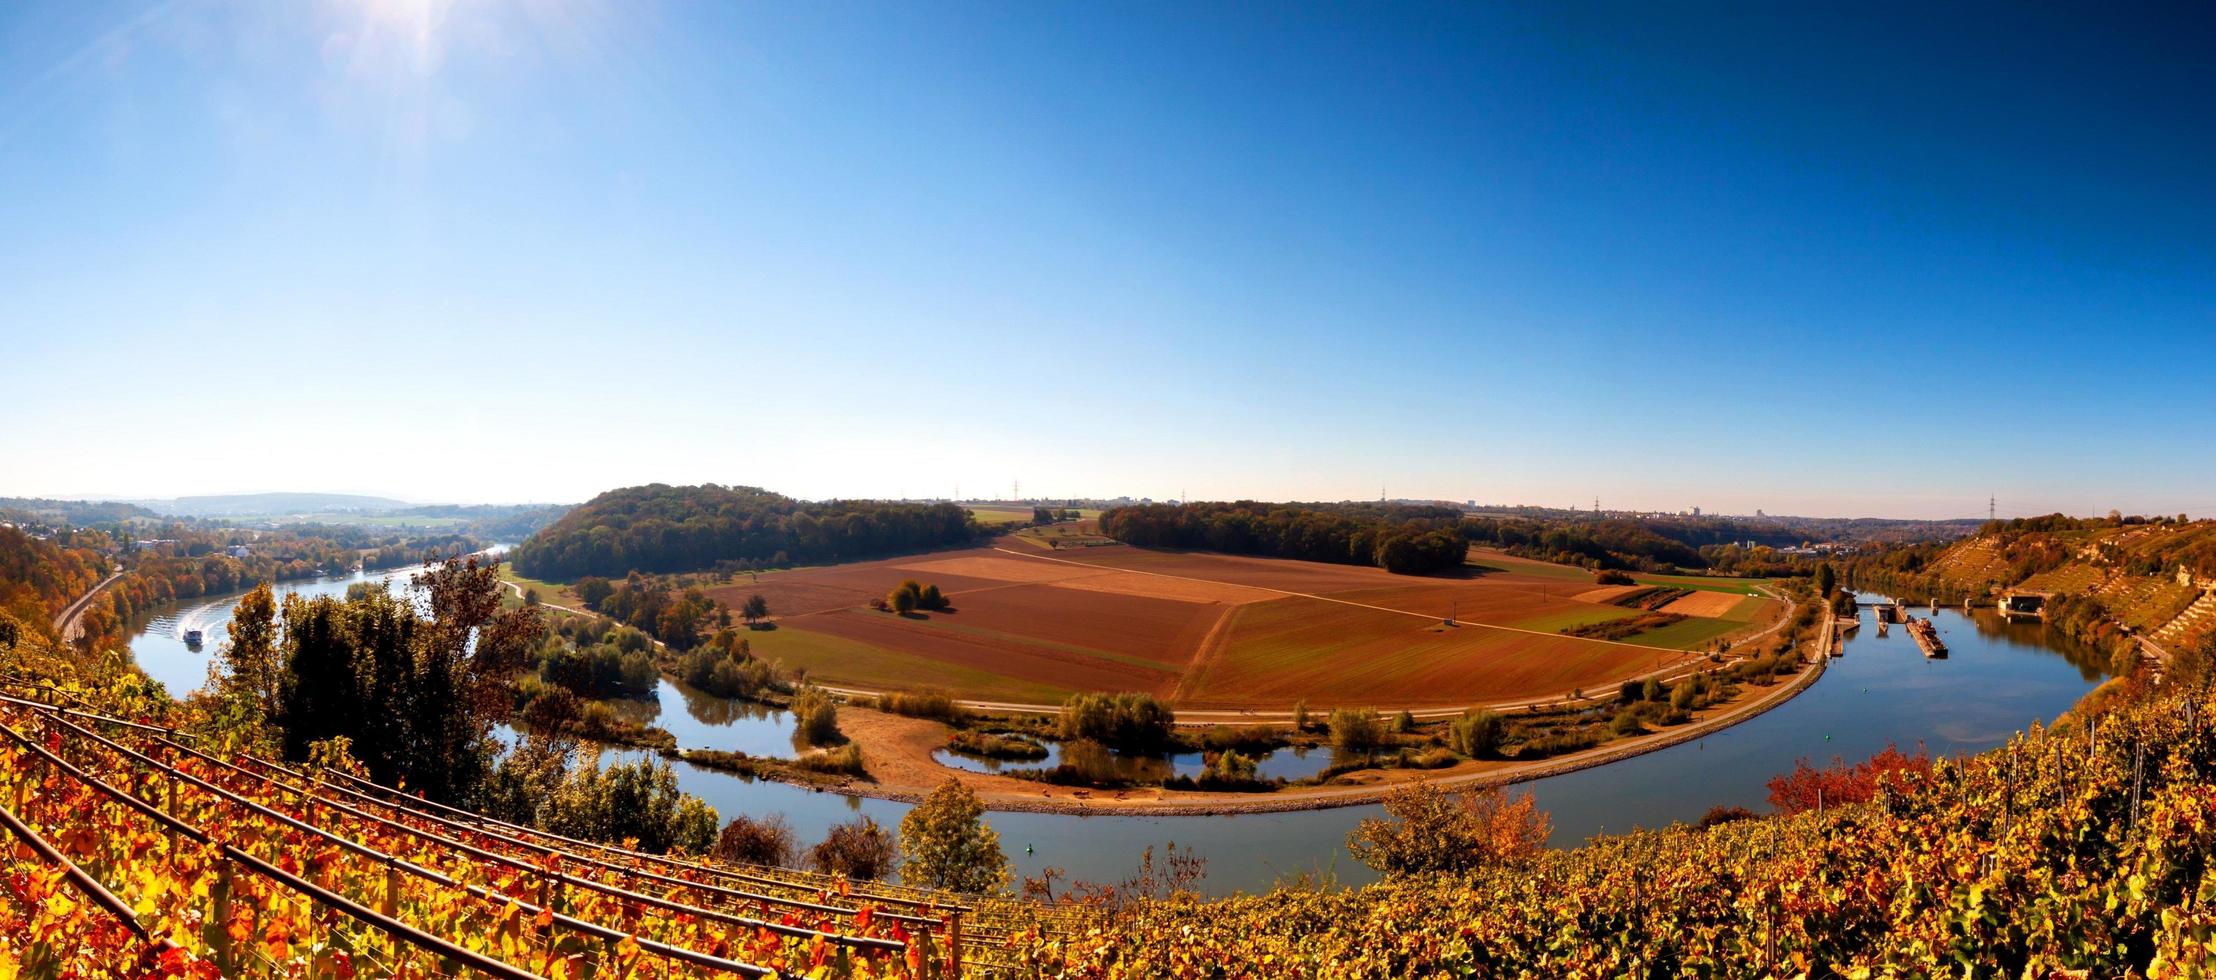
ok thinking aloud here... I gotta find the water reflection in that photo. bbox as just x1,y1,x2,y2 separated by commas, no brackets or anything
931,741,1338,783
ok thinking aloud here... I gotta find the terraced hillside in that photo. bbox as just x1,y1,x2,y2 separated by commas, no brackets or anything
1860,518,2216,652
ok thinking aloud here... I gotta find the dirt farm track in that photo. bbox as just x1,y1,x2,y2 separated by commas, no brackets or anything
687,536,1783,711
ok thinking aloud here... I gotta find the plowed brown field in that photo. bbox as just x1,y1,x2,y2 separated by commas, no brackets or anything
695,538,1779,708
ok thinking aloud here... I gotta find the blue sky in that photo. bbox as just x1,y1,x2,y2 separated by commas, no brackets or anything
2,1,2210,518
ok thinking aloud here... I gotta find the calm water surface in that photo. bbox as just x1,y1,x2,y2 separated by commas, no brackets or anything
128,589,2104,896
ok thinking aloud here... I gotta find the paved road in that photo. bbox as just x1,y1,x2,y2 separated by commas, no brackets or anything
52,570,124,644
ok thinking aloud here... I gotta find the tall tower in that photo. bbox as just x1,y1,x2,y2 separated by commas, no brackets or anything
1990,496,1996,521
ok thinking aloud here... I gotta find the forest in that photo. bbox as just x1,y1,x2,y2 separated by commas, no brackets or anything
1099,501,1468,574
509,484,983,579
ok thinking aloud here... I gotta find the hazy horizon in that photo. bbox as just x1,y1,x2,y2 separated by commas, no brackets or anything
5,3,2211,520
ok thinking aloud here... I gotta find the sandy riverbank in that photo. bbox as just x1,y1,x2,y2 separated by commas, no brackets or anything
797,648,1830,816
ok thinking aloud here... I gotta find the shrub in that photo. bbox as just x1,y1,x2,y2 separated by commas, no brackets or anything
1058,692,1175,752
712,814,796,866
1449,710,1505,758
1194,724,1284,753
948,731,1048,761
792,686,841,746
1767,743,1932,815
796,743,865,776
1595,569,1636,586
1401,747,1460,769
877,690,967,724
1391,709,1416,734
539,642,656,699
1329,708,1388,753
539,755,718,855
1696,805,1757,828
677,645,773,700
1609,711,1646,736
807,817,897,880
1347,783,1550,876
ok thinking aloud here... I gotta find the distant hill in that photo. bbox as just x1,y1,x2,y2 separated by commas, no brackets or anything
0,497,158,525
134,492,412,517
509,484,981,579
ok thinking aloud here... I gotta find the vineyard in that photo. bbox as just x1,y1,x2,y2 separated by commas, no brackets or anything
1031,675,2216,977
0,682,1083,977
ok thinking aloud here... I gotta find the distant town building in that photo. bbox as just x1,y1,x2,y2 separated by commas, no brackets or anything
225,545,252,558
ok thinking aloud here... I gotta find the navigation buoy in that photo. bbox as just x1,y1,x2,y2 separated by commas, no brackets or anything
1025,844,1034,855
1824,734,1832,741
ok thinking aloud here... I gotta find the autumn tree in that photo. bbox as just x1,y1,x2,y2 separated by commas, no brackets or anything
1766,742,1932,815
808,816,898,880
742,593,770,626
900,778,1010,893
1348,782,1551,876
888,584,918,615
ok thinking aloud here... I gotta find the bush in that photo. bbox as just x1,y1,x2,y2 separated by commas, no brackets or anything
1329,708,1388,753
1596,569,1636,586
1400,747,1460,769
1448,710,1505,758
539,642,657,699
539,755,718,855
677,645,774,700
1517,729,1602,757
712,814,796,866
1391,709,1416,734
1347,783,1550,876
1696,805,1756,828
1609,711,1646,736
796,743,865,776
807,817,897,880
1058,692,1175,752
877,690,967,724
899,779,1010,893
1766,743,1932,815
1193,724,1285,753
791,686,841,746
948,731,1048,761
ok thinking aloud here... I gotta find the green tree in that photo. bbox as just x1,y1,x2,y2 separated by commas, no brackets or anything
219,583,281,719
888,584,918,615
1815,562,1837,598
899,779,1010,893
1330,708,1388,753
1449,710,1505,758
541,755,719,855
742,593,770,625
791,686,841,746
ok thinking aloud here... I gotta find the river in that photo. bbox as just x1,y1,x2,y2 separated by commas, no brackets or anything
128,587,2107,897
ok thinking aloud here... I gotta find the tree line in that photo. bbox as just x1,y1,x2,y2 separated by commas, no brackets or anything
509,484,984,580
1099,502,1468,575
